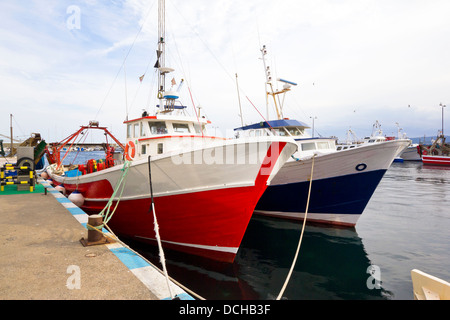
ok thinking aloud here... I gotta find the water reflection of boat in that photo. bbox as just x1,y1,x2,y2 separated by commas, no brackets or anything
129,216,392,300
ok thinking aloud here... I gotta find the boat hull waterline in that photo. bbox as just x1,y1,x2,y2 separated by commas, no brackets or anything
47,138,297,262
254,139,410,227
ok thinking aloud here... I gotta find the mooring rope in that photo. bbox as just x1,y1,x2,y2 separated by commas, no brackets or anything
276,154,316,300
148,155,174,299
91,157,204,300
100,160,132,225
88,221,206,300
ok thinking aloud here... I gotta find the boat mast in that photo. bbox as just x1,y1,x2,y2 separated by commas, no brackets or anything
235,73,244,127
260,46,296,120
156,0,166,107
261,46,283,120
260,45,272,119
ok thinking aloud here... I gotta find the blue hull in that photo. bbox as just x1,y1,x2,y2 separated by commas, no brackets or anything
256,169,387,221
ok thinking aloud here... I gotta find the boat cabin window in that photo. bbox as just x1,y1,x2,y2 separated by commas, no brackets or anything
141,144,146,155
286,127,303,136
247,129,265,137
149,121,168,135
173,123,190,133
157,143,163,154
271,128,288,136
127,124,132,138
140,122,146,137
317,142,330,149
133,124,140,138
301,142,316,151
254,129,265,137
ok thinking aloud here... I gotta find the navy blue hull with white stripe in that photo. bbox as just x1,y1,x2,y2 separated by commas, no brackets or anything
255,169,387,226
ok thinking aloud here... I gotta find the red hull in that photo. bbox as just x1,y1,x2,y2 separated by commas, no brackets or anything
54,142,286,262
80,184,264,262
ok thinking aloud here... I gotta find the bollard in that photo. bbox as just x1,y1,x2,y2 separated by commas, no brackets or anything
80,214,113,246
87,215,104,243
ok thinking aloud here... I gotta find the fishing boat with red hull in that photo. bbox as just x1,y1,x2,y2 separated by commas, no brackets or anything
44,0,297,262
47,130,294,262
419,134,450,166
419,104,450,166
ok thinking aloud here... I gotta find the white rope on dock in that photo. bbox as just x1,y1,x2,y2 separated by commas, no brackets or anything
276,154,316,300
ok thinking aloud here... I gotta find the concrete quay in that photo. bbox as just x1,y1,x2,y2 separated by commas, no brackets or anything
0,180,193,300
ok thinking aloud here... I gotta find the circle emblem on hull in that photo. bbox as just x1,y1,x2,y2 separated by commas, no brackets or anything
356,163,367,171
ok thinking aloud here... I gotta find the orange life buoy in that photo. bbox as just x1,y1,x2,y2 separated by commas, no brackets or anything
125,141,136,161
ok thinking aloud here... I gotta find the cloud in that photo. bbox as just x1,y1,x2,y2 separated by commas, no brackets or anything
1,0,449,144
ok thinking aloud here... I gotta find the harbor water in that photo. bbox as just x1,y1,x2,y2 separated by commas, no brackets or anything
57,152,450,300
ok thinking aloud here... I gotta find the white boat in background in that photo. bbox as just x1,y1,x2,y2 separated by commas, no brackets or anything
234,46,410,227
337,121,415,162
394,123,421,161
398,145,421,161
336,121,398,151
45,1,297,263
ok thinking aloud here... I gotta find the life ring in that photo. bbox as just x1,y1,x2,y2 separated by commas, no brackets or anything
125,141,136,161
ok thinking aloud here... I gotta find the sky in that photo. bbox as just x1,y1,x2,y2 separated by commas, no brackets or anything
1,0,450,144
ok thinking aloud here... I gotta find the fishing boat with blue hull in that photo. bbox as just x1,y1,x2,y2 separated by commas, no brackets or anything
235,120,409,227
234,46,410,227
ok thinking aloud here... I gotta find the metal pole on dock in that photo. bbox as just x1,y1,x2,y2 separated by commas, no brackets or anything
10,114,13,153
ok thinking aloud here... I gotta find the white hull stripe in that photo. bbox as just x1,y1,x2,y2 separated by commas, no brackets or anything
254,210,360,226
423,157,450,163
83,181,255,202
135,236,239,254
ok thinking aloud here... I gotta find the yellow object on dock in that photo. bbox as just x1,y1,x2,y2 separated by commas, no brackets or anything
411,269,450,300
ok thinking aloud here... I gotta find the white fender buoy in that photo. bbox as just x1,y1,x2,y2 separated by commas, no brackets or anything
68,190,85,207
55,183,66,195
40,171,49,180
